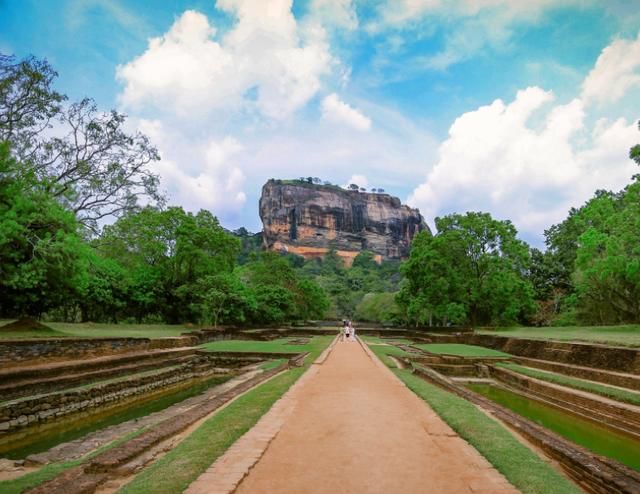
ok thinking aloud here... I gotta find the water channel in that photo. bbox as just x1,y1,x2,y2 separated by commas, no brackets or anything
467,383,640,471
0,375,231,460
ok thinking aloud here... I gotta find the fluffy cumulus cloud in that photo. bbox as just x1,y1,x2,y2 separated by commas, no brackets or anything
407,86,638,239
408,31,640,242
117,1,332,120
321,93,372,131
343,174,369,189
581,32,640,105
138,119,247,216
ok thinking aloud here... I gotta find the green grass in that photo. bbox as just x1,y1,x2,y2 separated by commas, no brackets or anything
361,336,414,345
0,321,193,340
118,336,332,494
478,325,640,347
365,341,409,367
0,427,148,494
496,362,640,406
416,343,511,357
396,370,582,494
200,337,322,354
259,359,287,370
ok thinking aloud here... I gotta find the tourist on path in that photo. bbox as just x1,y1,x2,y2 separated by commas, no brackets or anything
348,321,356,342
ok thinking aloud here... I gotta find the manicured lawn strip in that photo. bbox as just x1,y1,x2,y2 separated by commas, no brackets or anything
118,335,332,494
396,370,581,494
0,322,193,340
366,342,408,367
361,336,414,345
496,362,640,406
0,427,148,494
478,325,640,347
260,358,286,370
51,322,191,339
416,343,511,357
200,337,317,354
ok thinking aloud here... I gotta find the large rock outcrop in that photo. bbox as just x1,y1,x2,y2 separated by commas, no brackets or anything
259,179,430,265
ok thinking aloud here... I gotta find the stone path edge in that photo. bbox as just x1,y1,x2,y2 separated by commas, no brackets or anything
184,335,339,494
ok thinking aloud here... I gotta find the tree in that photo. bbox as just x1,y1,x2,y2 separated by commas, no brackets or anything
0,54,65,157
0,142,85,317
296,279,330,320
348,184,359,191
1,55,162,232
399,212,535,326
630,120,640,166
573,181,640,323
193,273,256,327
77,253,130,323
97,206,240,322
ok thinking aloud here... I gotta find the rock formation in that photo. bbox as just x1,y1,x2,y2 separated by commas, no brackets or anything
259,179,430,265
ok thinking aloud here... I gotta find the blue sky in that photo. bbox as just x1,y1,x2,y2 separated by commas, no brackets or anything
2,0,640,246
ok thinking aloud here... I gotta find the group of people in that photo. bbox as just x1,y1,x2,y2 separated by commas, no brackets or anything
341,320,357,342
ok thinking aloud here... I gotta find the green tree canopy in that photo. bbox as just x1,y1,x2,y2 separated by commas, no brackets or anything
399,212,535,326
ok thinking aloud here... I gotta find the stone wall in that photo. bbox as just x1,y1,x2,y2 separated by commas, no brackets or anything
0,336,195,368
490,366,640,436
427,334,640,374
0,357,226,433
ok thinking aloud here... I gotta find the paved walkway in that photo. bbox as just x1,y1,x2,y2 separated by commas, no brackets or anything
187,339,518,494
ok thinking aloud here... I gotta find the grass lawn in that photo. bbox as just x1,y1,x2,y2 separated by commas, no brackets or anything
496,362,640,406
478,325,640,347
200,337,325,354
118,336,332,494
396,369,581,494
365,340,410,367
361,336,414,345
416,343,511,357
0,320,193,340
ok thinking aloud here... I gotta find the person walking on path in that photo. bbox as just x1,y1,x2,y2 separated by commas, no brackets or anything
348,321,356,342
340,320,348,342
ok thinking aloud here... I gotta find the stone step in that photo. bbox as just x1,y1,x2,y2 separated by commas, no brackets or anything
514,356,640,391
491,366,640,437
0,348,199,400
0,358,230,434
424,363,478,377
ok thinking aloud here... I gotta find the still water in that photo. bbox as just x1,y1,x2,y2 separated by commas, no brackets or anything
467,383,640,471
0,375,230,460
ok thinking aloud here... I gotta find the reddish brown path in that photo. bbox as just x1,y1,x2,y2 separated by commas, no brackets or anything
231,340,518,494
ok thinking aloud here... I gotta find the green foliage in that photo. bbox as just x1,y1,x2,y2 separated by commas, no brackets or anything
0,142,85,316
572,181,640,323
399,212,535,327
354,292,400,323
191,273,256,327
240,252,330,324
96,206,240,323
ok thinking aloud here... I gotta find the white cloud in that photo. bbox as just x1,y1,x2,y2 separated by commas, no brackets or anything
138,120,247,216
407,87,638,240
117,3,333,120
581,32,640,105
321,93,372,131
374,0,584,70
343,174,369,189
310,0,358,30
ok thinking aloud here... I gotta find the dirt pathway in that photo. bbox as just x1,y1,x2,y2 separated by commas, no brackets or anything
225,340,519,494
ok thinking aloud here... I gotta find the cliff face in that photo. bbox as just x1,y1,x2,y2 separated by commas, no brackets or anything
259,179,430,265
